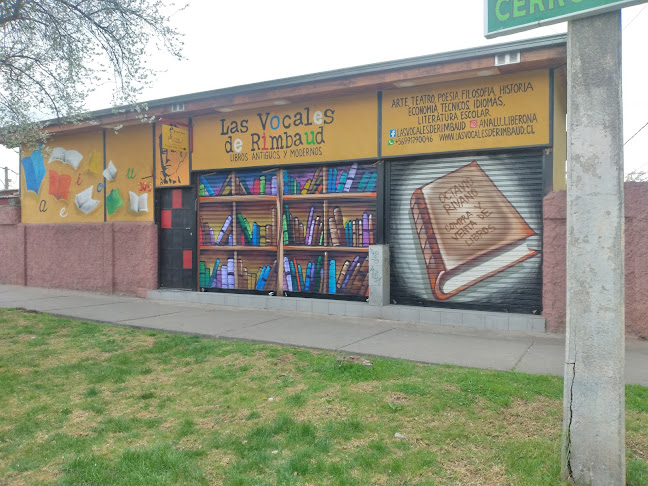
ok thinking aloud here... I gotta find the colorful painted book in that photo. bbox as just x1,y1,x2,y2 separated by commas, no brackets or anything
75,186,100,214
336,172,347,193
227,258,235,289
336,260,350,291
216,216,233,245
210,259,221,287
366,172,377,192
103,160,117,181
21,150,46,194
328,260,336,294
200,176,216,196
48,170,71,200
283,257,293,292
358,172,371,192
410,161,538,300
343,163,358,192
333,207,345,246
49,147,83,170
129,192,148,212
342,256,360,291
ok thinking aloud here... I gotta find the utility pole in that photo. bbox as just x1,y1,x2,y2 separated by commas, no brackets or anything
561,11,625,486
3,166,8,190
485,2,632,484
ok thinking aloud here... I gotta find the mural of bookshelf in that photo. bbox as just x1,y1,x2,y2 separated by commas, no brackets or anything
198,169,279,291
199,251,278,291
198,162,376,298
282,162,376,298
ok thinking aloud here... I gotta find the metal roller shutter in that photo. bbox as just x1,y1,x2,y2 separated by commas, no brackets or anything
389,151,544,314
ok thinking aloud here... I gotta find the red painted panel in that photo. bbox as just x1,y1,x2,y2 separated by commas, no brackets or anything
172,189,183,209
183,250,193,269
161,209,172,229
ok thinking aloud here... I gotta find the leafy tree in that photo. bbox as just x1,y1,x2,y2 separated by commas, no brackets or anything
0,0,184,148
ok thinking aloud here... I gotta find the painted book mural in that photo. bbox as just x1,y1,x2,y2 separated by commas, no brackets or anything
20,132,105,223
20,128,155,223
390,154,543,313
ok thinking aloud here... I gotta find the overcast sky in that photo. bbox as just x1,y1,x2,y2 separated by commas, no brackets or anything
3,0,647,189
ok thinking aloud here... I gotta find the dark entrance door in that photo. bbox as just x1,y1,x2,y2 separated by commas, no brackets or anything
157,186,197,289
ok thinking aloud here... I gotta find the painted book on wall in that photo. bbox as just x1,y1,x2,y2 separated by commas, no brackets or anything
410,161,538,300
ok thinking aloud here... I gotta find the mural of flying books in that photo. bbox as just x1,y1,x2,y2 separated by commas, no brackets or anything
390,155,543,313
197,163,376,298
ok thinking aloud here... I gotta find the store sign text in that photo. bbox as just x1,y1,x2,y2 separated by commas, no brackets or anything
221,107,336,163
381,70,550,157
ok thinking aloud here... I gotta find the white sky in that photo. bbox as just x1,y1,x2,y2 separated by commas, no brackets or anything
3,0,647,189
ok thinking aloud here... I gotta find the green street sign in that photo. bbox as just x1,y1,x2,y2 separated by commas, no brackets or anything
485,0,648,38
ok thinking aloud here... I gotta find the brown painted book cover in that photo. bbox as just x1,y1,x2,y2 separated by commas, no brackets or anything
410,161,538,300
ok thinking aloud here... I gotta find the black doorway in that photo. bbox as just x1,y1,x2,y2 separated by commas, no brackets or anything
157,187,197,289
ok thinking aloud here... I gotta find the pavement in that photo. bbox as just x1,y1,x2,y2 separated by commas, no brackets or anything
1,284,647,386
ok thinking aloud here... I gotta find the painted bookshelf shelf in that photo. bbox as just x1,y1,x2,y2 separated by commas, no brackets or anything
198,169,281,292
282,192,377,201
198,162,377,297
200,246,278,252
284,246,370,253
200,195,278,203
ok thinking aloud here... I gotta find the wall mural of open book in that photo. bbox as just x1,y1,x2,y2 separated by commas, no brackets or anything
390,154,543,313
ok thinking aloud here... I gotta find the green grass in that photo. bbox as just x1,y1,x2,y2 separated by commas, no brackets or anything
0,308,646,485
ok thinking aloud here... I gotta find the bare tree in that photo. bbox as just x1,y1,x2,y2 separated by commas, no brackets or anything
0,0,184,148
625,169,648,182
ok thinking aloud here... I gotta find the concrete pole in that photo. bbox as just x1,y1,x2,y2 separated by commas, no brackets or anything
3,167,7,189
561,11,625,486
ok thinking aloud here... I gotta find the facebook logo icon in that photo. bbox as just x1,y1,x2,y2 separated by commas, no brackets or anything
389,129,397,138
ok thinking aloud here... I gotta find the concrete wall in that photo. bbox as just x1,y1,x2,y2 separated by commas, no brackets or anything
543,182,648,337
0,206,157,296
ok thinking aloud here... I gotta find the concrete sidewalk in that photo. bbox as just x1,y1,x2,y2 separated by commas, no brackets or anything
1,284,646,386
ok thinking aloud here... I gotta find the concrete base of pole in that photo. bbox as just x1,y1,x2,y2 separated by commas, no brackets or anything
561,11,625,486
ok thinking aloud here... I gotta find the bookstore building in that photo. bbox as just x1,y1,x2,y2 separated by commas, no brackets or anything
9,34,575,331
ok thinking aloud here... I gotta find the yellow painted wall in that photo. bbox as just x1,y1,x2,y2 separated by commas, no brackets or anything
552,66,567,191
155,120,191,187
105,125,155,222
21,131,105,223
382,70,551,157
192,93,378,171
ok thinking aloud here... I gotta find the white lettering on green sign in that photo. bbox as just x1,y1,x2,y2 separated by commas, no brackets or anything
486,0,647,38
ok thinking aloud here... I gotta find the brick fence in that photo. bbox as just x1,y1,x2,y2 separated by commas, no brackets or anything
0,206,157,296
543,182,648,338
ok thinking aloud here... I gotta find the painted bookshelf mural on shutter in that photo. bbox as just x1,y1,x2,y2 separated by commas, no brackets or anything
197,162,376,298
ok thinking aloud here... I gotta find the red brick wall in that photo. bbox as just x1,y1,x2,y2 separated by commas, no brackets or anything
0,206,157,296
0,207,25,285
543,182,648,337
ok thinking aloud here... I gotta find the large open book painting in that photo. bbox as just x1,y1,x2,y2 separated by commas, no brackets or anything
410,161,539,300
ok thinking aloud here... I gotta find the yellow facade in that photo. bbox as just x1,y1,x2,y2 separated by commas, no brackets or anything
192,93,379,171
381,70,551,157
20,68,566,224
105,125,155,222
21,131,105,223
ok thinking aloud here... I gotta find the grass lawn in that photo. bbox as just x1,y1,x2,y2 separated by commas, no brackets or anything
0,309,647,485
